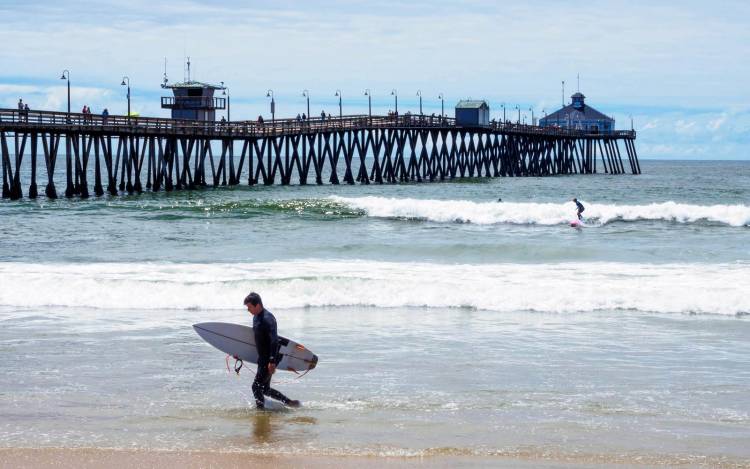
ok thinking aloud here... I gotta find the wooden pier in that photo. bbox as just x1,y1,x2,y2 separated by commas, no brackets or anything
0,108,639,200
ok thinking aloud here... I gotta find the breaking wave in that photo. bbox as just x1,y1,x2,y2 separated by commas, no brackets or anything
329,196,750,227
0,261,748,316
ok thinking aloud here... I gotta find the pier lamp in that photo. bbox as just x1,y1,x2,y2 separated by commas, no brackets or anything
500,103,506,123
391,89,398,114
221,82,230,122
335,90,342,119
302,90,310,119
630,114,634,131
364,89,372,120
529,107,534,126
416,90,422,115
514,105,520,124
438,93,444,118
120,76,131,121
266,89,275,123
60,70,70,118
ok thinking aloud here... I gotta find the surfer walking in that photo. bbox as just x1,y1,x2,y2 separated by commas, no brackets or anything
244,292,301,409
572,198,585,221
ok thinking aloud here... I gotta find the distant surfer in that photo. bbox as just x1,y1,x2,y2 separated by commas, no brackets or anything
244,292,301,409
572,198,585,221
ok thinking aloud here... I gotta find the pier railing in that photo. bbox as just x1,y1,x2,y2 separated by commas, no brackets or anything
0,108,635,139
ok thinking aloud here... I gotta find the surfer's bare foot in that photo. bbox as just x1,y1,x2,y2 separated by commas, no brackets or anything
287,400,301,408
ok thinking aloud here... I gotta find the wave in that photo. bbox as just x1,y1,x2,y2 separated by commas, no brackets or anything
329,196,750,227
0,261,747,316
123,198,363,220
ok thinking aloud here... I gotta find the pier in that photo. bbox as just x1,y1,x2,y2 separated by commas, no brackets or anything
0,108,639,200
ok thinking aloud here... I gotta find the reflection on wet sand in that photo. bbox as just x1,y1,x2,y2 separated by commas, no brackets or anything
252,412,274,443
250,409,319,445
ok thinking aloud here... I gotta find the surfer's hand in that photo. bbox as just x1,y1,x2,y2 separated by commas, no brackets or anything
268,363,276,374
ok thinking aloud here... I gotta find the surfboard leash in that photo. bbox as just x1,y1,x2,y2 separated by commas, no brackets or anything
226,354,243,376
225,354,312,381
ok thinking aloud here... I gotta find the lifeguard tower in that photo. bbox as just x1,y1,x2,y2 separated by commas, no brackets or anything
160,58,225,121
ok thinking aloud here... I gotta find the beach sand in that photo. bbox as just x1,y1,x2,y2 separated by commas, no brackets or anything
2,448,747,469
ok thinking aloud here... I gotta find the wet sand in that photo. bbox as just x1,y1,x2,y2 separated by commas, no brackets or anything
1,448,748,469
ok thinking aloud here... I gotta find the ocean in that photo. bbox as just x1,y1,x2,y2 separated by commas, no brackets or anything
1,160,749,466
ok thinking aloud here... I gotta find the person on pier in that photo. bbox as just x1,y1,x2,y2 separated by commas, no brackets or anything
572,198,585,221
244,292,301,410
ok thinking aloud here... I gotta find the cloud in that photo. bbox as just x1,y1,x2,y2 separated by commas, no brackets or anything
707,114,728,131
0,0,749,159
1,84,112,112
674,120,698,134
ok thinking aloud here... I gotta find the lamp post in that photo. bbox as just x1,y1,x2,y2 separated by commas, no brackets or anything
391,89,398,114
302,89,310,119
514,105,520,124
120,76,131,121
60,70,70,119
364,89,371,120
529,107,534,126
416,90,422,115
221,81,230,122
438,93,444,118
335,89,342,119
501,103,506,123
630,114,634,131
266,89,275,123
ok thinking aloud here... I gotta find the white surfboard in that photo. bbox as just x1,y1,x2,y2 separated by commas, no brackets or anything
193,322,318,373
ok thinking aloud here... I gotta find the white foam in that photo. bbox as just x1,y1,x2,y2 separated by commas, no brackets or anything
0,261,748,316
330,196,750,227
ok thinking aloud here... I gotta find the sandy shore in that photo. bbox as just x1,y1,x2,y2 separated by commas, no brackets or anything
0,449,534,469
2,448,749,469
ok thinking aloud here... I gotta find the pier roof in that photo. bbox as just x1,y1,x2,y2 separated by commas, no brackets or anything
456,99,489,109
543,102,612,123
456,100,489,109
162,80,225,90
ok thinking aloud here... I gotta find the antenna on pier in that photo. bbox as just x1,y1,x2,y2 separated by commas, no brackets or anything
561,80,565,107
184,56,191,82
577,74,580,92
162,57,169,87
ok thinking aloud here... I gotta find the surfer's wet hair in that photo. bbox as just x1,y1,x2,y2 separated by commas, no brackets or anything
244,292,263,306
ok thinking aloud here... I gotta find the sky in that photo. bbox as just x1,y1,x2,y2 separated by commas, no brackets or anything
0,0,748,159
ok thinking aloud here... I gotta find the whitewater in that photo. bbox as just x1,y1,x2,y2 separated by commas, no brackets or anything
329,196,750,227
2,260,748,316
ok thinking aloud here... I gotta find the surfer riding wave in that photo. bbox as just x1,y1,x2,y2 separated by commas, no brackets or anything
573,198,585,221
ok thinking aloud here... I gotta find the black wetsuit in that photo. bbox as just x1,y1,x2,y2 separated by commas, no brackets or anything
252,308,293,408
574,200,585,220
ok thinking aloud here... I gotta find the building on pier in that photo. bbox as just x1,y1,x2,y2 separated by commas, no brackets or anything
455,100,490,127
160,80,226,121
539,92,614,133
